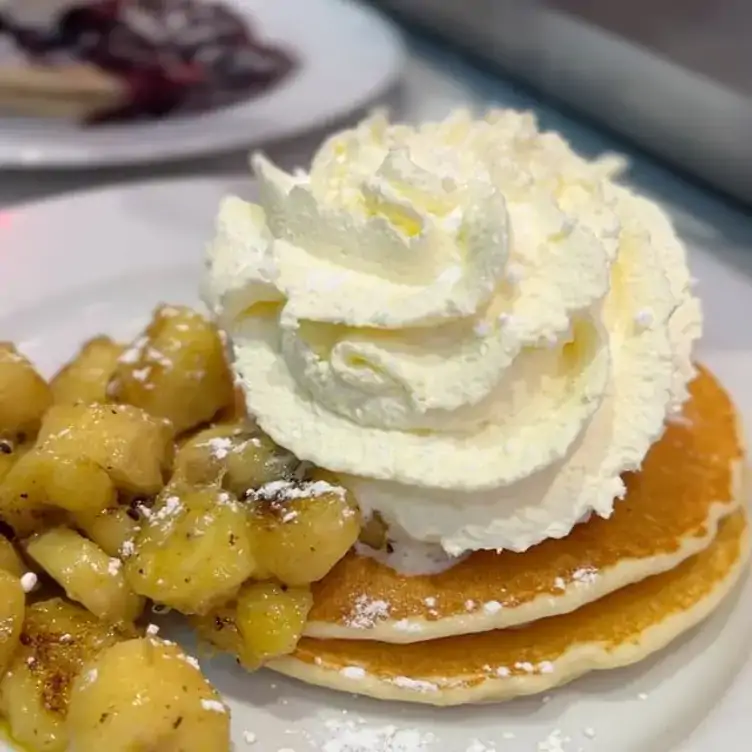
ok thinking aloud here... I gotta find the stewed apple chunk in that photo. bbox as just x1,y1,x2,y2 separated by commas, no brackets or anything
1,403,172,536
235,581,313,667
72,506,140,559
214,384,248,424
0,432,33,486
67,638,230,752
0,449,66,537
125,486,256,614
0,441,15,486
0,599,133,752
26,528,144,624
224,430,300,498
174,423,298,492
108,305,234,434
50,336,124,405
36,454,117,515
38,403,174,497
0,533,26,578
173,424,242,486
0,343,51,443
190,603,246,666
0,569,24,674
246,473,361,586
192,581,312,670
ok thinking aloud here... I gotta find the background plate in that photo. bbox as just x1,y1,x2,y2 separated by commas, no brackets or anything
0,0,405,168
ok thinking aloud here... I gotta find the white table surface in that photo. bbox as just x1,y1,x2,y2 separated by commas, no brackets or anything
1,29,751,751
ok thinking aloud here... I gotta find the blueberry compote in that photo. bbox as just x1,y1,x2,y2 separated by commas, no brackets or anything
0,0,296,122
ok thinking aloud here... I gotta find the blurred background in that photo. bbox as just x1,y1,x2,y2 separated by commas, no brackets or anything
0,0,749,233
375,0,752,205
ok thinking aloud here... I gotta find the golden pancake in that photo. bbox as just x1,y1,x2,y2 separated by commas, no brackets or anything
306,365,744,643
270,508,749,705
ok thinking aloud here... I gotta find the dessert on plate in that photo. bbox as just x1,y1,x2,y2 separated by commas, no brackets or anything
0,0,296,123
0,109,747,750
204,109,747,704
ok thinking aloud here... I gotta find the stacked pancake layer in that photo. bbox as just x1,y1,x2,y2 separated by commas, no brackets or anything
267,366,750,705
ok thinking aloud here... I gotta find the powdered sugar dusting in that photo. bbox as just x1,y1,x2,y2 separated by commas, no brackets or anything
345,595,391,630
340,666,367,680
515,661,535,673
120,539,136,558
393,619,423,634
322,719,435,752
200,698,227,713
251,479,347,502
20,572,37,593
207,436,234,459
466,741,495,752
538,729,569,752
152,495,183,525
571,566,598,585
389,676,438,693
552,565,598,592
118,336,148,365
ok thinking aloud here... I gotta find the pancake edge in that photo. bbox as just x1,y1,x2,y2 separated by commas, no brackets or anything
270,510,750,706
305,461,746,644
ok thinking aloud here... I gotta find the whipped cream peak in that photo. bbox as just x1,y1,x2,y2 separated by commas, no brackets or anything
206,109,701,553
251,123,513,329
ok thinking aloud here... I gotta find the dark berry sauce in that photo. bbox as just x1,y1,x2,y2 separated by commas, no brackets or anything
0,0,296,123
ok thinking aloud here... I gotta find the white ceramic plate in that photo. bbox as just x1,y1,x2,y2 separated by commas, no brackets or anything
1,178,751,752
0,0,405,168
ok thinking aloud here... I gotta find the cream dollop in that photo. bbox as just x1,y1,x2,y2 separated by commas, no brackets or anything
205,110,701,554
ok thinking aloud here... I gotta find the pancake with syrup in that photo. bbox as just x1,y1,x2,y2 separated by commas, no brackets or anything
303,365,745,643
270,509,749,705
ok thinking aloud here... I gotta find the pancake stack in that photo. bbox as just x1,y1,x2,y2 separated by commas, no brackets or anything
268,366,749,705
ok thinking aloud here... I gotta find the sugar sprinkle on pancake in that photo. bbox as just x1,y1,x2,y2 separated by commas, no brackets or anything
306,366,744,642
271,509,749,705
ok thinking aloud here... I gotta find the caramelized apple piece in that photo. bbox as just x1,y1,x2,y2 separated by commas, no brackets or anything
173,423,298,492
26,528,144,624
193,581,312,670
0,599,132,752
67,638,230,752
0,343,51,442
246,472,361,586
125,486,255,614
50,336,124,405
108,305,233,434
235,581,312,667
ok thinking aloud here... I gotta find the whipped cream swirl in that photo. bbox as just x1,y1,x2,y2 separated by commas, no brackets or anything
205,110,701,554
